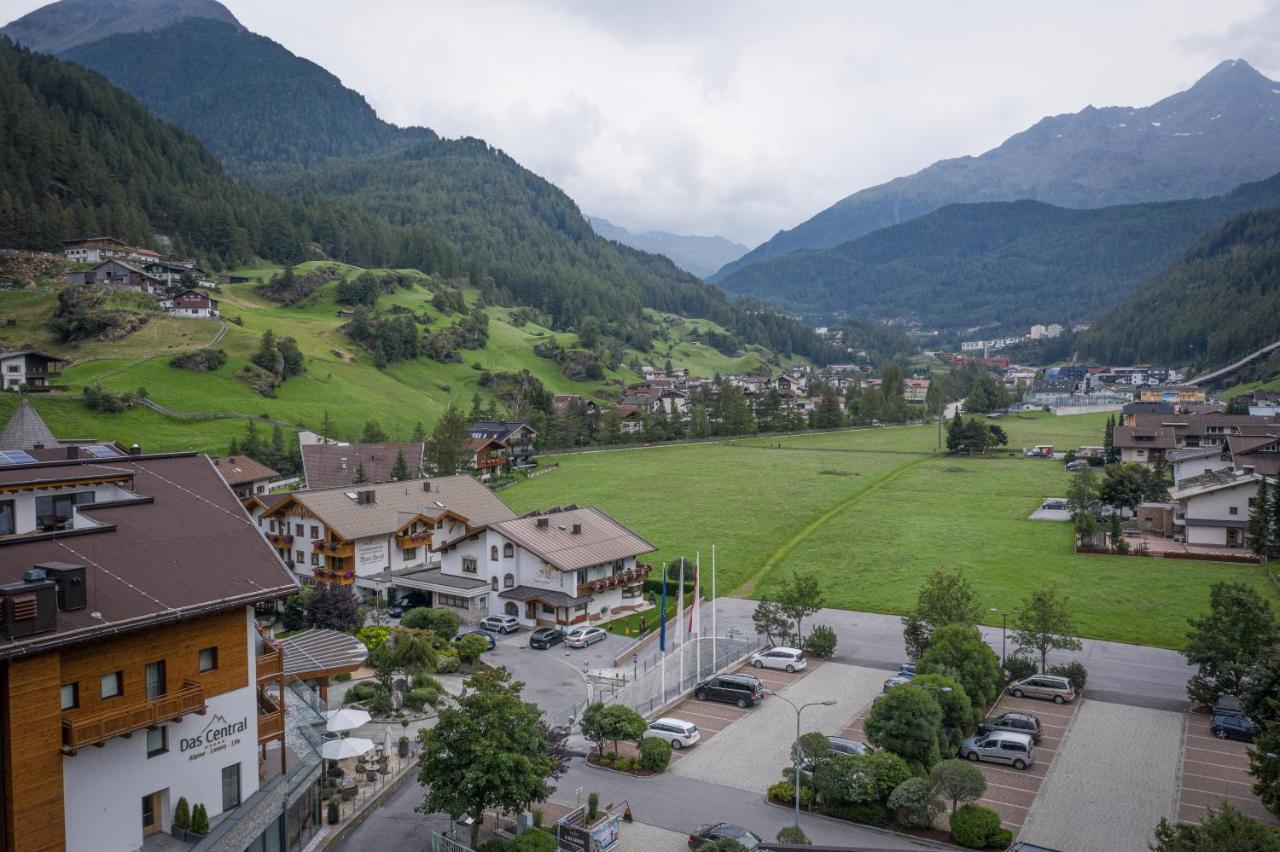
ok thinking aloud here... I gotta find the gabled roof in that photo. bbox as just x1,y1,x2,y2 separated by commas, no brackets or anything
213,455,278,486
0,398,58,451
1112,425,1177,450
469,420,536,441
0,346,66,364
301,442,424,490
466,437,506,452
1166,445,1223,464
487,506,655,573
1169,469,1261,501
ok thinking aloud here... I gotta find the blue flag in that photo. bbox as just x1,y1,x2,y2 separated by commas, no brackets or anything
658,564,668,653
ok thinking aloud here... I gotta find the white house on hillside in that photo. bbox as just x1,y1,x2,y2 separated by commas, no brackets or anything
1168,469,1261,549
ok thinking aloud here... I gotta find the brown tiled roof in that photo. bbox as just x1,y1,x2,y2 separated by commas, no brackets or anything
490,507,654,573
213,455,278,486
301,442,423,489
466,437,506,452
1112,425,1177,450
0,454,296,658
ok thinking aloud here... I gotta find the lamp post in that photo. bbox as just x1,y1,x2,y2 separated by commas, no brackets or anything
989,608,1020,667
766,689,836,830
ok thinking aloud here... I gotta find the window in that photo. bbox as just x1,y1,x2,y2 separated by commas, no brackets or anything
60,683,78,710
146,726,168,758
576,568,589,586
404,547,417,561
269,519,277,533
541,603,555,615
437,593,467,608
311,525,320,539
490,545,499,561
490,577,498,591
1229,506,1239,516
503,573,514,589
296,550,304,563
145,661,166,700
199,647,218,672
311,552,320,566
222,763,242,810
503,543,514,558
0,500,13,536
295,524,304,537
462,557,478,574
101,671,123,699
73,491,95,506
35,494,75,531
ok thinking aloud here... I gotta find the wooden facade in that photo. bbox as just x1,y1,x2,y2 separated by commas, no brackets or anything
2,653,65,852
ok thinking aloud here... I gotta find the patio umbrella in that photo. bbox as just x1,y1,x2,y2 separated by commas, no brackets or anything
326,708,371,733
321,737,375,760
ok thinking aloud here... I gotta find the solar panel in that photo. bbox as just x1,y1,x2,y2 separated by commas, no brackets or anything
0,450,36,465
84,444,122,458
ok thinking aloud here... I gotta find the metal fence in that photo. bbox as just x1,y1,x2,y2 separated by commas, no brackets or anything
599,633,762,716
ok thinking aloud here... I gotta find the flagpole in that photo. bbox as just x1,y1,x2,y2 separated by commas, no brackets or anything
677,559,685,690
712,545,717,664
659,562,668,704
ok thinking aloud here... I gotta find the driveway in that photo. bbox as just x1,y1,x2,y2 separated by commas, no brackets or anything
670,661,885,793
1020,700,1182,851
486,639,590,726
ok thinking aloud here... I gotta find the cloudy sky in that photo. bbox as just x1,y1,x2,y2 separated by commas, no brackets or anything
5,1,1279,246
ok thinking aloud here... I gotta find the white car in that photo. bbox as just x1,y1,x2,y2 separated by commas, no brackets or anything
644,717,701,749
750,647,807,673
480,614,520,634
564,626,607,648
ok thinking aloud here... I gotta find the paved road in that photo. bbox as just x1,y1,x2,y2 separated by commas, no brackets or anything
486,636,591,726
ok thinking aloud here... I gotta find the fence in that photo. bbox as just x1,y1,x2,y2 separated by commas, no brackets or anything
600,633,762,716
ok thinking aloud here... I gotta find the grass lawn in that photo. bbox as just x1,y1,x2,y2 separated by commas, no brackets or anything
507,412,1277,649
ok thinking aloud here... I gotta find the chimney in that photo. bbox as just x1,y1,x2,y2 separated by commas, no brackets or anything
572,523,582,535
38,562,86,612
66,446,79,460
32,443,44,450
536,517,549,529
340,457,348,470
357,489,376,505
129,444,142,456
423,481,432,492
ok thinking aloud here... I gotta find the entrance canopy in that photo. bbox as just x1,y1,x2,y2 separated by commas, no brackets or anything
281,628,368,680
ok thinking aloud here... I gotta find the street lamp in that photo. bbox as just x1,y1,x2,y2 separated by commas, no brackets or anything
989,608,1020,667
766,689,836,830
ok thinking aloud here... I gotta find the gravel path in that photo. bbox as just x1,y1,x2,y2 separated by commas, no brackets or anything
670,662,884,792
1019,700,1183,851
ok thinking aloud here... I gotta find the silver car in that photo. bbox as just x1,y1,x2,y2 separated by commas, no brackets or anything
960,730,1036,770
750,647,806,673
1008,674,1076,704
565,626,607,648
480,614,520,634
645,717,701,749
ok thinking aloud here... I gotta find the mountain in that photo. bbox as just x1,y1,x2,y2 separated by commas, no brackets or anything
714,60,1280,281
0,35,457,272
713,172,1280,330
1083,208,1280,371
0,0,240,55
586,216,749,278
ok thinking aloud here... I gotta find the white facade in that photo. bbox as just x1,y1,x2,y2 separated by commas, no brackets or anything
1175,479,1258,548
62,609,261,852
1171,453,1233,487
3,480,137,536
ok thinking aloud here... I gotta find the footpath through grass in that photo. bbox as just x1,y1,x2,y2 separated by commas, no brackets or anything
507,412,1277,649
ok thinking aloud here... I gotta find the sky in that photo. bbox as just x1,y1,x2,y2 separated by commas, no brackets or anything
4,1,1280,247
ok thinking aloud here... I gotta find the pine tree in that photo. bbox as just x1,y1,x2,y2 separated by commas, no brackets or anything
411,421,427,442
354,463,368,484
391,449,409,481
319,410,336,443
1104,415,1115,452
427,405,471,475
1271,474,1280,558
1248,476,1271,557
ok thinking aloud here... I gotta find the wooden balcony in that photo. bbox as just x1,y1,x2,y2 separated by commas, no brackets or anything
62,680,205,751
257,689,283,744
257,647,283,684
267,532,294,547
313,564,355,585
313,539,354,558
395,531,432,550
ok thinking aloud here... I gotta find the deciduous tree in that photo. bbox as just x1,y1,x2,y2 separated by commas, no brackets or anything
864,684,943,770
1184,582,1278,707
777,572,823,647
1011,587,1083,673
930,759,987,814
1151,803,1280,851
919,625,1002,713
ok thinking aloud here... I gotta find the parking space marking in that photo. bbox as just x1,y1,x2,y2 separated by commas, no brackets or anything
1176,710,1279,827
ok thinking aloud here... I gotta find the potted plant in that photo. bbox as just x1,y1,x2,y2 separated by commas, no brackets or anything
188,803,210,839
327,798,341,824
171,797,191,841
399,735,410,758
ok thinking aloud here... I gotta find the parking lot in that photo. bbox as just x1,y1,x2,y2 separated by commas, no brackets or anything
491,623,638,673
1178,712,1279,826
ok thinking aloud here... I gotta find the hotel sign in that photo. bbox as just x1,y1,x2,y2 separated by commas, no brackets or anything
357,540,388,568
181,713,247,762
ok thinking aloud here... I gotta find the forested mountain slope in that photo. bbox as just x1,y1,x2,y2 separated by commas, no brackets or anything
713,171,1280,329
1083,208,1280,370
715,60,1280,280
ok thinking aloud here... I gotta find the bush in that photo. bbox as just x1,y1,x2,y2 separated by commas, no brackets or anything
333,672,352,682
475,841,505,852
506,831,557,852
613,755,634,772
343,681,378,704
189,803,209,835
949,804,1002,849
1048,660,1088,691
1003,654,1037,682
587,791,599,820
887,777,941,829
367,685,393,715
401,606,460,638
767,780,814,810
775,825,811,844
638,736,672,772
172,797,191,831
455,633,491,664
356,625,391,652
413,673,444,692
435,650,460,673
823,801,890,826
805,624,838,658
404,687,439,712
991,828,1013,848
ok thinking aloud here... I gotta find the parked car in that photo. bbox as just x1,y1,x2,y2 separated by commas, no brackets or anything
826,736,873,757
689,823,762,850
646,718,701,750
898,662,916,677
564,626,607,648
1008,674,1076,704
528,627,565,649
749,646,806,673
1042,498,1070,509
454,629,496,650
883,674,913,693
1064,460,1090,472
978,712,1042,743
1211,713,1261,742
385,599,408,619
480,614,520,634
960,731,1036,770
694,673,765,708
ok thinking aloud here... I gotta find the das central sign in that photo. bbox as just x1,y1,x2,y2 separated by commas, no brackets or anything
181,712,248,762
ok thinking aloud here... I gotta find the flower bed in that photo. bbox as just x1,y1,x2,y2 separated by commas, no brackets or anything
585,752,657,777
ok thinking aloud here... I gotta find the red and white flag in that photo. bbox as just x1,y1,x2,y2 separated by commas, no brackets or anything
687,552,701,638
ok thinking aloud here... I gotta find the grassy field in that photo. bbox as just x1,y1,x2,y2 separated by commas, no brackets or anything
506,411,1277,649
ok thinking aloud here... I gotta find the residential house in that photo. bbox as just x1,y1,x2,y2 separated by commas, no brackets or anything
469,421,537,466
776,374,805,396
300,442,424,489
1168,469,1261,548
1112,424,1177,467
0,451,333,852
434,506,655,627
167,289,219,319
61,236,134,264
904,378,930,403
64,259,166,296
1167,446,1233,487
213,455,279,499
1121,402,1175,424
1228,432,1280,477
1,347,66,393
467,437,510,480
614,404,644,434
1140,385,1206,405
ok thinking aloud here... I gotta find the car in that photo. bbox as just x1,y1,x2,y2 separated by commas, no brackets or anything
898,662,917,677
646,718,701,750
960,731,1036,770
826,735,873,757
1211,713,1261,742
749,646,806,673
977,712,1042,744
883,674,913,693
528,627,565,649
1008,674,1076,704
454,629,496,650
694,673,765,708
564,626,608,648
688,822,762,850
385,600,408,619
480,614,520,634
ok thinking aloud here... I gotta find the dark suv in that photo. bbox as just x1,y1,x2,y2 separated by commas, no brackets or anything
694,673,765,708
528,627,565,649
977,712,1042,744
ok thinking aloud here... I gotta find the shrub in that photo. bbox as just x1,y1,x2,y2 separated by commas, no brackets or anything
404,687,435,712
172,797,191,831
767,780,814,810
1048,660,1088,691
823,801,890,826
805,624,838,658
991,828,1013,848
367,685,393,715
587,791,599,820
638,736,672,772
475,841,505,852
356,625,391,652
886,777,941,829
775,825,811,844
333,672,352,682
189,803,209,835
401,606,460,638
1003,654,1037,682
613,755,634,772
343,681,378,704
455,633,491,664
435,650,460,673
814,751,910,807
413,673,444,692
949,804,1002,849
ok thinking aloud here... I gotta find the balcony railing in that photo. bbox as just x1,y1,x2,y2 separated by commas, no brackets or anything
257,647,283,684
313,564,356,585
258,689,283,744
313,539,354,558
395,531,432,550
578,564,652,596
267,532,294,547
62,679,205,750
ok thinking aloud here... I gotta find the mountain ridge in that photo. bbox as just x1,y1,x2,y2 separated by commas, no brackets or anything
586,216,748,278
0,0,240,55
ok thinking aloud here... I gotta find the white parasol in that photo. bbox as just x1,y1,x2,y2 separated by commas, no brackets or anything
325,707,371,733
321,737,375,760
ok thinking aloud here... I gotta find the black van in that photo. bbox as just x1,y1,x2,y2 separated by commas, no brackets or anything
693,673,765,708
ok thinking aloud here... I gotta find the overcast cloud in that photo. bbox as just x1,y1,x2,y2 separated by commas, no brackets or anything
4,0,1276,245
